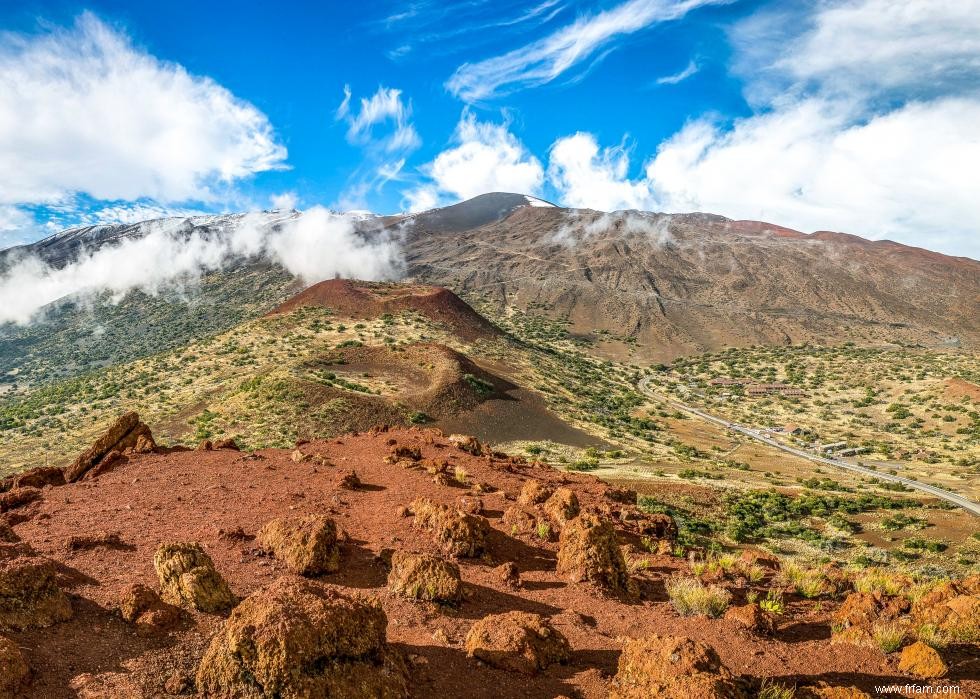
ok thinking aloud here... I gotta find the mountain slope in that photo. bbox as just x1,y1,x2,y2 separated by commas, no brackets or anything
403,199,980,360
2,193,978,382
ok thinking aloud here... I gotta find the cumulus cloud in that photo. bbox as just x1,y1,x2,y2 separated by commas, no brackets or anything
644,97,980,255
769,0,980,100
0,206,38,247
269,192,299,211
0,13,286,208
0,209,404,325
548,133,655,211
446,0,727,101
403,112,544,211
546,0,980,259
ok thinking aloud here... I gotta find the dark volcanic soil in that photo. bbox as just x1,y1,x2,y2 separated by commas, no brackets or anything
5,428,976,697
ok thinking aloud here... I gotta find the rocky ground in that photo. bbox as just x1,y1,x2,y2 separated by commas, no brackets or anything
0,415,976,698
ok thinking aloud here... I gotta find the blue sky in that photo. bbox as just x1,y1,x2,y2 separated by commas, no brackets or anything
0,0,978,258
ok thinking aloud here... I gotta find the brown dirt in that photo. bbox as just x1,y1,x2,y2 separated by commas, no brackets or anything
945,377,980,403
1,427,976,697
313,342,509,419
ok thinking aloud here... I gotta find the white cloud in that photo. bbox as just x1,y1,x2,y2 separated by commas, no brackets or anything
335,85,421,211
644,98,980,254
0,206,33,233
446,0,727,101
655,58,699,85
548,133,655,211
774,0,980,99
0,209,403,324
341,86,420,153
0,206,37,247
401,187,440,214
0,13,286,207
402,112,544,211
545,0,980,259
269,192,299,211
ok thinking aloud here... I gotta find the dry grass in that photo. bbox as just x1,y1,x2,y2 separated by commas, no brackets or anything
872,621,907,654
915,623,951,650
781,562,828,598
758,680,796,699
666,577,731,618
854,571,905,598
744,564,767,584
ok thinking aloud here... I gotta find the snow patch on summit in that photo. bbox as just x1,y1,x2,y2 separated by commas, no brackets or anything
524,195,556,208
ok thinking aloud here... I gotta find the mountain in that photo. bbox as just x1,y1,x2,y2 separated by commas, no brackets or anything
1,198,978,698
403,194,980,360
2,193,978,389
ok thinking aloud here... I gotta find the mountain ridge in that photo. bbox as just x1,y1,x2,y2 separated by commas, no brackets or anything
2,193,977,368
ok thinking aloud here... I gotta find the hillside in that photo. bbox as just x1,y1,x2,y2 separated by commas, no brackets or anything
2,194,978,389
0,422,976,697
271,279,502,342
0,200,977,696
404,195,980,361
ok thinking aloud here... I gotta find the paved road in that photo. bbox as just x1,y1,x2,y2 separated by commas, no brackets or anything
637,377,980,517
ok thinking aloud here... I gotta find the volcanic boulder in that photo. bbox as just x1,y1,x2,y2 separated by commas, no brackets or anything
65,412,155,482
387,552,462,604
258,515,340,576
0,488,41,514
831,592,910,646
911,579,980,642
897,641,947,679
724,604,774,636
0,635,29,697
448,434,484,456
0,544,72,630
411,498,488,558
196,578,406,698
337,469,362,490
542,488,580,529
502,505,538,536
153,543,236,613
517,479,553,506
212,437,240,450
464,611,570,675
633,512,678,541
609,634,743,699
117,583,181,635
556,513,632,596
3,466,65,491
496,562,521,589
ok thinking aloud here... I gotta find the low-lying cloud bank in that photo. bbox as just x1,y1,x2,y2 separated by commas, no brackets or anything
0,207,404,325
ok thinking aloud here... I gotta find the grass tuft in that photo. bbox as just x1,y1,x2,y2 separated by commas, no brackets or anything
666,577,731,618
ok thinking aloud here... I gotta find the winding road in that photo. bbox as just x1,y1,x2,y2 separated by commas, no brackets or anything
637,377,980,517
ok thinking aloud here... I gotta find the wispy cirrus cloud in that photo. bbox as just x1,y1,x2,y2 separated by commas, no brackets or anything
655,58,699,85
338,85,420,153
446,0,728,101
335,85,421,210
